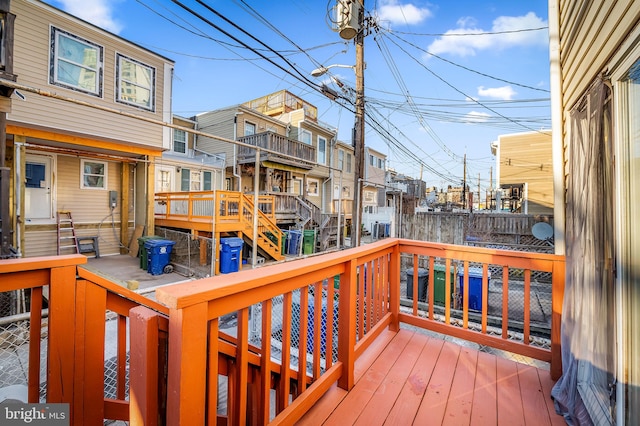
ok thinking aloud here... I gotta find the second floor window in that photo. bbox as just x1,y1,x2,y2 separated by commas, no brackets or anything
50,27,103,96
173,129,186,154
338,150,344,170
318,136,327,164
300,129,312,145
346,153,352,173
116,54,155,110
245,122,256,136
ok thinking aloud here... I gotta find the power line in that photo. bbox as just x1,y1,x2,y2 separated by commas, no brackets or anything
391,26,549,37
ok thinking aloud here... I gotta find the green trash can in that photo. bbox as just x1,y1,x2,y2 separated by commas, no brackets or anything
138,235,163,270
281,231,288,254
303,230,315,254
433,264,456,306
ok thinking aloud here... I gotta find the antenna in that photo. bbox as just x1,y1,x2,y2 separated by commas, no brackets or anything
532,222,554,246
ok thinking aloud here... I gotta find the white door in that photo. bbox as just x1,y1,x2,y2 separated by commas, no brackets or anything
25,155,53,221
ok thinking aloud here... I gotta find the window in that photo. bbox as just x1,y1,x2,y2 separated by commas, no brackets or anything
116,54,155,110
300,129,312,145
180,168,212,191
317,136,327,164
338,150,344,170
307,178,319,196
369,155,375,166
81,159,107,189
346,153,352,173
378,158,384,169
50,27,103,96
173,129,186,154
245,121,256,136
343,186,350,197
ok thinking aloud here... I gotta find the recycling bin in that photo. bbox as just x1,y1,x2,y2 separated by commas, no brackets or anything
303,230,315,254
144,239,176,275
138,235,162,270
406,268,428,302
220,237,244,274
287,230,302,255
457,267,490,311
433,264,456,306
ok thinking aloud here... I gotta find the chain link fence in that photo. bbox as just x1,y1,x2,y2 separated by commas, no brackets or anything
155,227,215,279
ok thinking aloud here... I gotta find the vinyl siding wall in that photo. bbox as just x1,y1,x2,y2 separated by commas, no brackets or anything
498,131,553,215
24,153,133,257
9,0,172,150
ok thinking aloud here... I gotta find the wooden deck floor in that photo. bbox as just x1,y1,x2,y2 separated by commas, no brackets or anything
297,328,565,425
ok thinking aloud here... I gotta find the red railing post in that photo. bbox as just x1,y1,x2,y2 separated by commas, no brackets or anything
389,243,400,332
130,306,167,426
551,259,565,380
165,303,208,425
338,258,357,390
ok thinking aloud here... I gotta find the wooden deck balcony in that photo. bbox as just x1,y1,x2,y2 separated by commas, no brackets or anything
238,131,317,165
0,239,565,425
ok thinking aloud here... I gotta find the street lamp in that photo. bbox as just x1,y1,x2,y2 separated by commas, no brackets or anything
310,64,356,78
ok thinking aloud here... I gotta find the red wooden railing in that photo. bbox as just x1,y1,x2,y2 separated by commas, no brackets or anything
0,238,565,425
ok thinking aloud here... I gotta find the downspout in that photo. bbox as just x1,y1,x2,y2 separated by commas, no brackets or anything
549,0,565,256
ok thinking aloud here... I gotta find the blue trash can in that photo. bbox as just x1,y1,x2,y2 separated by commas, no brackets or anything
287,230,302,255
457,267,490,311
220,237,244,274
145,239,176,275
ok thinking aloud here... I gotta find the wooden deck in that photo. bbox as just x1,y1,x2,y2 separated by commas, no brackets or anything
298,328,565,426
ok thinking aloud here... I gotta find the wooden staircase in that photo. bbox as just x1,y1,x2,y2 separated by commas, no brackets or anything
239,194,283,261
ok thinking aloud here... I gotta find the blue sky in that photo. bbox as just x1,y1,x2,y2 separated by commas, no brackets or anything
42,0,551,192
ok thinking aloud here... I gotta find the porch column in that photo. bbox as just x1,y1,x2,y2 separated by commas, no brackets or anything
146,156,155,235
120,162,130,254
15,135,25,254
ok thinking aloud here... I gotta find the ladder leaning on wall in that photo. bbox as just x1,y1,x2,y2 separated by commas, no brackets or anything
57,211,79,255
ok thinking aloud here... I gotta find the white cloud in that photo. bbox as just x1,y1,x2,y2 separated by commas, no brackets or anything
56,0,123,34
465,111,491,123
477,85,516,100
377,0,433,25
427,12,547,57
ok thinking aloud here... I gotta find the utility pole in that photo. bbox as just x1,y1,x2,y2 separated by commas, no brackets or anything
477,173,481,210
462,154,466,210
352,0,365,247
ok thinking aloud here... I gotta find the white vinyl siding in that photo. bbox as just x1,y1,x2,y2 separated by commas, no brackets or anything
116,53,155,111
50,26,103,96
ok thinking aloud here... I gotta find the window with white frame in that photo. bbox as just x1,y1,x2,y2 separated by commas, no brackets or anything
307,178,319,196
116,54,155,110
317,136,327,164
50,27,103,96
346,153,352,173
378,158,384,169
173,129,187,154
245,121,256,136
300,129,312,145
338,149,344,170
81,159,107,189
369,154,375,166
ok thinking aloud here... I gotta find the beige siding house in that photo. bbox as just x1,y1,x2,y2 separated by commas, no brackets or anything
549,0,640,424
7,0,174,257
491,130,553,215
363,147,386,213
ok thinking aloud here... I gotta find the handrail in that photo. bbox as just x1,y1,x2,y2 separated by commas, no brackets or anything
153,238,565,424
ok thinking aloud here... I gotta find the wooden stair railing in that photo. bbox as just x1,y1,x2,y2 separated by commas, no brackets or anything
240,193,283,260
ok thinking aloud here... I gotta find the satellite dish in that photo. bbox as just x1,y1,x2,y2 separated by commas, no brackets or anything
532,222,554,245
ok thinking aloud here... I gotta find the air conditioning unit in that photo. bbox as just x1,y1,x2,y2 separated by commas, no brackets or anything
335,0,360,40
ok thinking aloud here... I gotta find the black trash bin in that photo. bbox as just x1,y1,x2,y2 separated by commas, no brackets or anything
406,268,428,302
